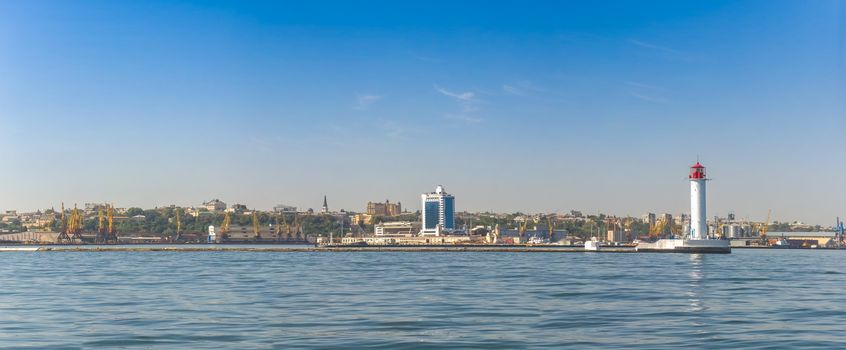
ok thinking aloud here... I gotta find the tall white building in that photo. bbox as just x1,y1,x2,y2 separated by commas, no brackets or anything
420,185,455,236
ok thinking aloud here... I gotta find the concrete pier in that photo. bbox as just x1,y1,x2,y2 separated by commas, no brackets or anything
0,244,645,253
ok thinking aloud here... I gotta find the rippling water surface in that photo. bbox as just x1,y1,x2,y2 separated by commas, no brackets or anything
1,249,844,349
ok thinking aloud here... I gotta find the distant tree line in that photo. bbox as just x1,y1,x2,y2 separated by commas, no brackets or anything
0,220,27,233
45,207,357,237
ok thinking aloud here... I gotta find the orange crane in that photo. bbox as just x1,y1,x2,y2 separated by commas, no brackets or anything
274,215,282,242
517,217,529,243
220,212,231,241
649,218,667,240
293,214,302,240
759,209,772,244
276,214,293,241
96,207,106,244
105,204,118,244
56,202,71,243
252,211,261,240
69,204,83,242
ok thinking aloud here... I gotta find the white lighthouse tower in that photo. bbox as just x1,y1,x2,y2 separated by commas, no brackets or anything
689,162,707,240
636,161,730,253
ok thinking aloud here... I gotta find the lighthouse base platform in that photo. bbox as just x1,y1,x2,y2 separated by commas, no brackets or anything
636,238,731,254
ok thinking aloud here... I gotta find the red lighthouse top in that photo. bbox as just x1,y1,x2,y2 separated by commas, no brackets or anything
689,162,706,179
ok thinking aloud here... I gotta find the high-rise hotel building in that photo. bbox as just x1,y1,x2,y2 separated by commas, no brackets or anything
420,185,455,236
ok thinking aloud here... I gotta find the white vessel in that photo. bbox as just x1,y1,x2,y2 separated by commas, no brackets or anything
584,238,600,251
637,162,731,254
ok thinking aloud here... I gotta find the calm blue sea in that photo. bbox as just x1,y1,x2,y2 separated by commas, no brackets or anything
0,249,843,349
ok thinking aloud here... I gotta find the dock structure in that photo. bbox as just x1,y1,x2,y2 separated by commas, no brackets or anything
0,232,58,244
0,244,637,253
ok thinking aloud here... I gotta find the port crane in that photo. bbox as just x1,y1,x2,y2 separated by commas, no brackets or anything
279,213,295,241
67,204,83,242
252,211,261,240
220,212,231,241
274,215,283,242
648,217,676,240
293,214,303,241
96,207,106,244
104,204,118,244
834,217,844,248
759,209,771,244
56,203,71,243
517,217,529,242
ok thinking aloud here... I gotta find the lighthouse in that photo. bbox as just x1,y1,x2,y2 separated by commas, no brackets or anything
636,161,729,253
689,162,707,240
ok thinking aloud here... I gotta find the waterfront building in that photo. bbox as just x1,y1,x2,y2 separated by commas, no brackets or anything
351,213,374,225
225,204,248,214
767,231,839,247
606,228,625,242
83,203,106,214
642,213,656,226
366,200,402,216
273,204,297,213
675,214,688,226
420,185,455,236
336,234,472,246
660,213,673,225
203,199,226,212
375,221,415,236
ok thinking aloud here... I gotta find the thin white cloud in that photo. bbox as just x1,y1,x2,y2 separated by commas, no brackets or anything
435,84,483,123
434,85,475,101
625,81,664,91
629,92,669,104
444,114,483,124
408,51,444,63
502,84,525,96
628,39,682,55
354,94,382,110
502,81,545,97
626,81,669,104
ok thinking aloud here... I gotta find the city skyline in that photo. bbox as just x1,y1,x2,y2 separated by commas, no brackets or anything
1,1,844,225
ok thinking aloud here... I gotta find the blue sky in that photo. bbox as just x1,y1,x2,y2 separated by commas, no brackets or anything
1,1,843,224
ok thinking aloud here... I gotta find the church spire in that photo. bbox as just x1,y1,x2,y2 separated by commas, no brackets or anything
321,195,329,213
